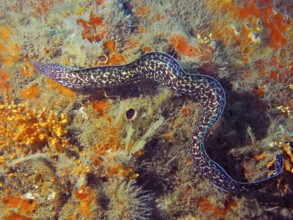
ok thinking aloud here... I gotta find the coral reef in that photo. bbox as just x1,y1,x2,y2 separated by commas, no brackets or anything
0,93,69,153
0,0,292,219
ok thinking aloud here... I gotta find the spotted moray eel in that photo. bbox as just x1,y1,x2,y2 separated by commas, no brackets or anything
33,52,283,193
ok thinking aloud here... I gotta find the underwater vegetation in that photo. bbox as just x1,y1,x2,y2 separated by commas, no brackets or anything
0,0,292,219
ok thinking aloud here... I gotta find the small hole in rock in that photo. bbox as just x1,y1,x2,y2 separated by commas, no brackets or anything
125,108,137,121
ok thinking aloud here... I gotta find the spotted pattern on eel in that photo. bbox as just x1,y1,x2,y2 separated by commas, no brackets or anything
33,52,283,193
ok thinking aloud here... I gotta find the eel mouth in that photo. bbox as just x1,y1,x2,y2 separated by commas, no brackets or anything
32,62,69,77
32,62,48,75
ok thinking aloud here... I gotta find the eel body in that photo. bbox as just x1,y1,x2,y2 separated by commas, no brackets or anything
33,52,283,193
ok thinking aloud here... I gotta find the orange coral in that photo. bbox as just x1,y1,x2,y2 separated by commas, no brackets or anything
90,99,112,122
47,78,76,97
107,53,127,65
206,0,292,53
2,195,37,219
95,0,105,6
103,40,116,52
181,104,194,117
4,211,33,220
282,142,293,174
137,6,151,15
0,26,21,67
255,86,265,97
169,34,200,57
19,85,40,100
77,12,106,42
141,46,153,53
169,33,214,61
4,196,37,214
0,96,69,154
0,69,11,92
101,40,128,65
30,0,61,16
0,27,11,40
91,99,111,114
74,187,98,219
197,197,238,218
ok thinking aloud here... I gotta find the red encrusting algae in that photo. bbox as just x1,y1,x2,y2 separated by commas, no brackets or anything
19,85,41,100
2,195,37,219
169,34,201,57
197,197,238,218
77,12,106,42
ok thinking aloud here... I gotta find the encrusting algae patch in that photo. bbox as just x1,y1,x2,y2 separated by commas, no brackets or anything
0,0,292,219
